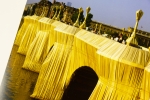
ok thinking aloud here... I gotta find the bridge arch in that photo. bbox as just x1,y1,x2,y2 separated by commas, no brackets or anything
62,66,98,100
29,25,150,100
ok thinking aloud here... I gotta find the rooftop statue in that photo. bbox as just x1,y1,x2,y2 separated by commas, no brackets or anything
126,10,144,46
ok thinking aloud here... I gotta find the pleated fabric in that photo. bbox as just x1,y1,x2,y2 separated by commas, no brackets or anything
30,25,79,99
89,46,150,100
140,63,150,100
21,17,53,72
130,37,138,45
37,17,53,31
61,30,150,100
52,25,80,45
22,20,69,73
14,16,31,46
49,21,70,48
15,16,150,100
22,31,51,72
17,16,41,55
30,43,72,100
65,30,112,86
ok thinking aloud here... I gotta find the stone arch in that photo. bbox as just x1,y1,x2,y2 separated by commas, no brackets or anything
62,66,98,100
29,28,150,100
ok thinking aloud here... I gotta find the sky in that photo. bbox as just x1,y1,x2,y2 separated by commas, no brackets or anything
26,0,150,32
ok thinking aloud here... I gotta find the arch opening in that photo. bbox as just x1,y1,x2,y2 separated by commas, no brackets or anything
62,66,98,100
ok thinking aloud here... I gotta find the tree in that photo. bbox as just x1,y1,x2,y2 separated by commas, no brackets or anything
71,11,78,23
86,13,93,27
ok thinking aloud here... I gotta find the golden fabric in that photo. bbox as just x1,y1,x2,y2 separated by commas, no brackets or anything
21,17,53,72
30,43,72,100
17,16,41,55
22,31,50,72
65,31,150,100
16,16,150,100
30,24,79,99
141,63,150,100
14,16,31,46
22,19,69,73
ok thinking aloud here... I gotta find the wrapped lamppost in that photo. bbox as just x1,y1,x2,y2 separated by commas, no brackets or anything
73,7,83,27
93,24,98,33
61,7,68,23
126,10,143,46
52,6,59,20
79,7,91,29
97,24,102,35
55,6,62,21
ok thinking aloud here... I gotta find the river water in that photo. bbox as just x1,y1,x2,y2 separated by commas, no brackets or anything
0,45,39,100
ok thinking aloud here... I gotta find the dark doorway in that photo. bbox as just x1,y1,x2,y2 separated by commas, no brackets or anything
62,66,98,100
